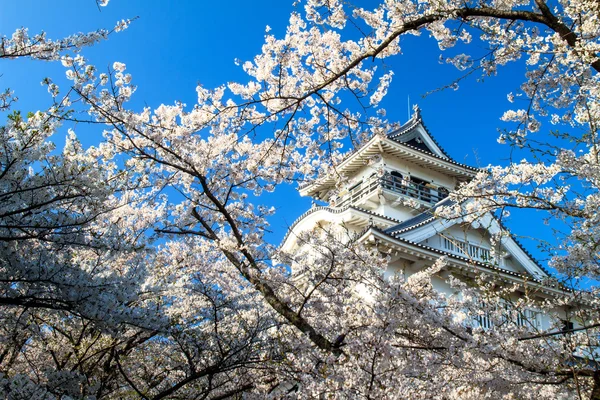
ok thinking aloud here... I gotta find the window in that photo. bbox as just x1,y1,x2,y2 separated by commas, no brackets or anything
348,181,362,193
562,320,574,333
468,244,490,261
442,236,491,262
408,176,430,202
506,304,541,329
473,301,541,331
518,309,542,329
443,237,454,252
475,312,494,330
438,187,449,200
385,170,406,193
443,237,467,254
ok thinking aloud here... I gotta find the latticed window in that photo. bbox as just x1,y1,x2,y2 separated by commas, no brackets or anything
475,312,494,330
472,302,541,330
468,244,491,261
516,309,542,329
501,301,542,329
442,237,455,252
442,236,491,262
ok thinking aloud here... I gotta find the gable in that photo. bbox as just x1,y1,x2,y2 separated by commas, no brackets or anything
426,229,527,276
386,210,549,281
388,123,449,159
404,137,436,154
386,107,450,160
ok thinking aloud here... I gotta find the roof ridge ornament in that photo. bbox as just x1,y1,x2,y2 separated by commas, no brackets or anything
412,104,421,121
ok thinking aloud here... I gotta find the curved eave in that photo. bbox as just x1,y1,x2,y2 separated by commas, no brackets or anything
381,139,478,178
299,135,382,197
300,136,479,198
357,227,569,297
279,206,401,253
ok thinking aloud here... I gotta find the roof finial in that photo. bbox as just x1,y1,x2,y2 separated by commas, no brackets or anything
412,104,421,120
407,95,410,122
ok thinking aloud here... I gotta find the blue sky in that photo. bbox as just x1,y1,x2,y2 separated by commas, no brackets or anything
0,1,556,263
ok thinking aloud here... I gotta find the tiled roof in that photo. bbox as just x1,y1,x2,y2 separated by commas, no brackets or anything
393,138,480,172
383,200,551,279
387,106,451,159
385,198,455,235
279,205,401,249
299,110,479,192
370,227,566,291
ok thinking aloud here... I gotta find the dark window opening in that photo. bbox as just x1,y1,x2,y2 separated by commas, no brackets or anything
562,320,574,333
438,187,449,200
409,176,427,185
405,137,434,154
408,176,430,202
348,181,362,193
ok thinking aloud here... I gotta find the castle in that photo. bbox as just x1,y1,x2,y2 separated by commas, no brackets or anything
281,106,569,332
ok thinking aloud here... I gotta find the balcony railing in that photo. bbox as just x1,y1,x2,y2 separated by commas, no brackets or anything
335,173,449,208
380,174,448,204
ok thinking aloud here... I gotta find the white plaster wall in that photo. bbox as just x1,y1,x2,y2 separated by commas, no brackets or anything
374,203,416,222
420,235,441,249
440,225,491,246
501,257,522,273
383,259,408,280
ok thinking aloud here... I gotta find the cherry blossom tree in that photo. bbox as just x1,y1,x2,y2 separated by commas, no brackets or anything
0,12,168,398
2,0,600,398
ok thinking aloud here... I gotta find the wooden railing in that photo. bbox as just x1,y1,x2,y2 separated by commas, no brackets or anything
335,173,449,208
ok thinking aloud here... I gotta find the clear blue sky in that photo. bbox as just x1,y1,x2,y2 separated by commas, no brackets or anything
0,1,555,263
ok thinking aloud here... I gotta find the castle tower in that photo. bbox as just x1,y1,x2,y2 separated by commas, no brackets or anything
282,107,565,331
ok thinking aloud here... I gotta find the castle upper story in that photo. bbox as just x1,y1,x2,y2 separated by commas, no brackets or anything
299,106,479,221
